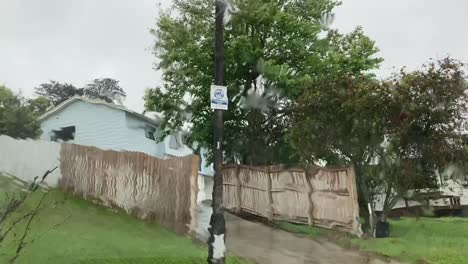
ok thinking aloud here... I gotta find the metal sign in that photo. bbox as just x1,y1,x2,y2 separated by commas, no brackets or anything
210,85,228,110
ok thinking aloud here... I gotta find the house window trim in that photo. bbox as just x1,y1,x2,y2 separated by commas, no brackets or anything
51,126,75,142
145,126,156,141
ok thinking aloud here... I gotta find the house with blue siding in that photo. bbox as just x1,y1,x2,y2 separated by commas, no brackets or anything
39,96,214,201
39,96,193,158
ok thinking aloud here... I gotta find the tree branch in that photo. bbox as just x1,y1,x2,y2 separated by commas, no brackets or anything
0,213,33,244
0,166,57,226
9,192,48,264
29,213,71,246
0,166,57,263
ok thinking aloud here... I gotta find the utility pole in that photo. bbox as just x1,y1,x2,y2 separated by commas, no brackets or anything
208,1,226,264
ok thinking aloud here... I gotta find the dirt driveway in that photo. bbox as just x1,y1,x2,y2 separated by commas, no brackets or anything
197,204,403,264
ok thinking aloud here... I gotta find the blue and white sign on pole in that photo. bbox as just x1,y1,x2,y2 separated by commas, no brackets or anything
210,85,228,110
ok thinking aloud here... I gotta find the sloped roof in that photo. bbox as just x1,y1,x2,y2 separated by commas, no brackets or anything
39,96,161,126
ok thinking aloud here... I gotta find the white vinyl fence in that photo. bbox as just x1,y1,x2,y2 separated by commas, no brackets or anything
0,135,61,186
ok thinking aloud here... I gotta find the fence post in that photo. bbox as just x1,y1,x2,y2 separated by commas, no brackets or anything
305,168,315,226
348,166,362,236
266,167,274,221
189,155,200,235
235,165,242,213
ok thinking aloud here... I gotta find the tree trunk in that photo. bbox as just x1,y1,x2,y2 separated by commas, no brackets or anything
208,1,226,263
355,164,376,235
376,192,399,238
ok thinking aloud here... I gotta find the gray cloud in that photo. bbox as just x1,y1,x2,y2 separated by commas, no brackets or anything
1,0,468,112
334,0,468,77
0,0,169,112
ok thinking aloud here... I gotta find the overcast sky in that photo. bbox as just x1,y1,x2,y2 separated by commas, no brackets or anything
1,0,468,112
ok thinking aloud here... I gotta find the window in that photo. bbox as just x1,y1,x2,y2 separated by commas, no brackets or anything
145,127,156,141
51,126,75,142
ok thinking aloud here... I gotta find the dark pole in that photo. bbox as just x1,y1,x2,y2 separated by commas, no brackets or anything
208,1,226,264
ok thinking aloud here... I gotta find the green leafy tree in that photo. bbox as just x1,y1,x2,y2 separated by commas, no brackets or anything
84,78,126,104
35,81,84,106
291,58,468,231
145,0,380,165
36,79,126,106
290,69,386,229
27,96,50,116
0,86,41,139
379,58,468,218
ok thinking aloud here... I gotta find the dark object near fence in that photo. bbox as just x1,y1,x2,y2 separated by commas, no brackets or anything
376,221,390,238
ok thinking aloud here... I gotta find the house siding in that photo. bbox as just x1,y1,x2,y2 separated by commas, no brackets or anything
375,180,468,211
199,148,214,177
444,180,468,205
40,100,164,157
39,99,217,191
41,101,126,150
162,134,193,158
123,113,165,158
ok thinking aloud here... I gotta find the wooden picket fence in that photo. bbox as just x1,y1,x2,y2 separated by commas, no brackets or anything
223,165,361,235
59,144,199,234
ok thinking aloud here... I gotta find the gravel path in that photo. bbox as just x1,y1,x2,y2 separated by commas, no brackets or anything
197,204,403,264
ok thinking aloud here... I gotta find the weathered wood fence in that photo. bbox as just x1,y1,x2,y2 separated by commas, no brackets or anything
59,144,199,234
223,165,361,235
0,135,200,234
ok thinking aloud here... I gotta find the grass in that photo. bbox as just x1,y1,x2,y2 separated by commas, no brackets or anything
274,221,354,248
0,176,250,264
0,174,27,193
275,221,326,238
352,217,468,264
275,218,468,264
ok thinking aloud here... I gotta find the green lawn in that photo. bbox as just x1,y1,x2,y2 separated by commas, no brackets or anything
0,177,249,264
275,221,327,238
276,217,468,264
352,217,468,264
274,221,355,249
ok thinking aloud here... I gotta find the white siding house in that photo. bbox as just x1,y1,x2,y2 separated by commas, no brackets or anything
198,148,214,201
39,97,213,201
39,97,168,158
